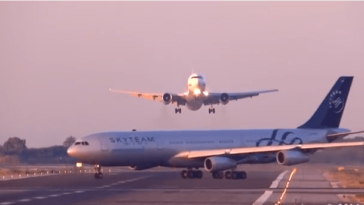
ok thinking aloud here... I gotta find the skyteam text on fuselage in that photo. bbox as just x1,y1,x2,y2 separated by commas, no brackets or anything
109,73,278,114
69,76,364,180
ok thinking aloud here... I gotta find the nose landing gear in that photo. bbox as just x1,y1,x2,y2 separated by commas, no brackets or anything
94,164,103,179
208,108,215,114
175,108,182,114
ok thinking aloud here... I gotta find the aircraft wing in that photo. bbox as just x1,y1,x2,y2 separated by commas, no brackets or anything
175,141,364,159
109,89,187,105
203,89,278,105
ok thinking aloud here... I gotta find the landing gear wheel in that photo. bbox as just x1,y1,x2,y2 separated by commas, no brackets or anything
240,171,247,179
225,171,232,179
231,171,238,179
181,170,188,179
196,170,203,179
208,108,215,114
94,164,103,179
175,108,182,114
212,172,217,179
187,170,195,179
217,172,223,179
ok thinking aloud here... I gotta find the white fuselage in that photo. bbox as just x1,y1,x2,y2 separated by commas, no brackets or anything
185,73,208,111
67,128,347,168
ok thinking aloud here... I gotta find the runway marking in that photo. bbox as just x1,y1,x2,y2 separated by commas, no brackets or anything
275,168,297,205
97,186,109,189
252,170,289,205
0,176,150,205
33,196,47,199
102,188,266,193
330,182,340,188
95,176,150,189
18,199,31,202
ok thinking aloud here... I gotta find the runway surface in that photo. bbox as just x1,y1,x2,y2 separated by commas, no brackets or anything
0,164,362,205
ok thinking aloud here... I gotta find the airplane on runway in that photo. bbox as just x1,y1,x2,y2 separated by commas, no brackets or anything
109,73,278,114
68,76,364,180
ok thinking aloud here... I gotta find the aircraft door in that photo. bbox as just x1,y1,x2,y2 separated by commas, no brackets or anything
98,136,109,151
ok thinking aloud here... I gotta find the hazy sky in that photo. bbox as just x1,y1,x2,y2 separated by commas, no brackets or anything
1,2,364,148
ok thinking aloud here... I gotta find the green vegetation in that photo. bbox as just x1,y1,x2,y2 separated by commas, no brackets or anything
0,136,77,164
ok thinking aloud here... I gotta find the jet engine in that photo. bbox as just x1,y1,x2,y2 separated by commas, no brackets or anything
162,93,172,105
276,150,309,166
204,156,237,172
220,93,229,105
129,164,157,171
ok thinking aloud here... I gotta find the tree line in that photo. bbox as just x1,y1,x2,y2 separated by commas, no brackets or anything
0,136,77,164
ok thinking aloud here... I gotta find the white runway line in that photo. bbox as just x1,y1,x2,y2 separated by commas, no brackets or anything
0,176,149,205
18,199,31,202
252,170,289,205
33,196,47,199
0,202,14,205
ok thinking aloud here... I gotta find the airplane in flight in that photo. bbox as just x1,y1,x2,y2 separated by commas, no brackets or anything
109,73,278,114
68,76,364,180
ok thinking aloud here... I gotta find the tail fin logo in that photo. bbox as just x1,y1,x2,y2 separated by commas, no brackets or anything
329,90,345,113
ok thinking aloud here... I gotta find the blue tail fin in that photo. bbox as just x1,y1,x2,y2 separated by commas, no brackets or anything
298,76,353,129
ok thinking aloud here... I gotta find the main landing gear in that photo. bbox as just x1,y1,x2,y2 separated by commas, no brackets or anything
181,169,203,179
175,108,181,114
94,164,103,179
208,108,215,114
180,169,247,180
212,170,247,180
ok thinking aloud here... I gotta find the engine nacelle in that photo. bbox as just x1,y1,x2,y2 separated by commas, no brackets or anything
276,150,309,166
129,164,157,171
220,93,229,105
162,93,172,105
204,156,237,172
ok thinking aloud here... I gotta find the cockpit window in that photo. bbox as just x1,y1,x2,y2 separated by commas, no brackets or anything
75,141,89,146
191,76,202,79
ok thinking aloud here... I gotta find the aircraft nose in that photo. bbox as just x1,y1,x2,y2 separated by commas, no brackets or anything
67,146,77,157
